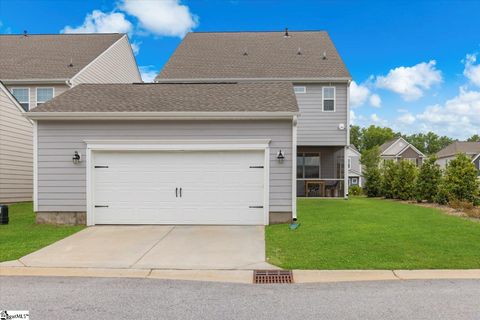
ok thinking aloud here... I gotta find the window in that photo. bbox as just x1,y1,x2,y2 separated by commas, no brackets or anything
11,88,29,111
297,153,321,179
322,87,335,112
348,158,352,169
352,177,358,185
36,87,54,106
294,86,306,94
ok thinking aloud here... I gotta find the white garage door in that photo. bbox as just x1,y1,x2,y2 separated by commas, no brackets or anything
92,150,266,225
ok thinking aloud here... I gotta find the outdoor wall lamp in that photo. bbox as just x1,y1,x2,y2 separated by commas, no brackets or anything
72,151,82,164
277,150,285,162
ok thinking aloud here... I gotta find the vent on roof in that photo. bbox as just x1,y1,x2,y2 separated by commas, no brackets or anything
254,270,294,284
297,47,302,55
23,30,28,37
284,28,290,38
323,51,327,60
243,48,248,56
68,57,74,67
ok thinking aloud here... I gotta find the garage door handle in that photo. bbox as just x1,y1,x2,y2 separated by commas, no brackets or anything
179,188,182,198
95,205,109,208
175,187,178,198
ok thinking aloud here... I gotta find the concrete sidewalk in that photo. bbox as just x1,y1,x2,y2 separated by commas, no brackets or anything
2,265,480,284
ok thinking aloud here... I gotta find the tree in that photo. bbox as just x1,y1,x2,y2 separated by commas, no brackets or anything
381,160,398,199
404,132,453,155
442,153,480,203
467,134,480,142
361,146,383,197
416,156,442,202
393,160,418,200
361,125,399,151
350,125,362,150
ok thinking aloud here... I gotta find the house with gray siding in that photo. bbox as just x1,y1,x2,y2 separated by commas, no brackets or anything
436,141,480,177
0,33,141,203
27,30,351,226
379,137,425,166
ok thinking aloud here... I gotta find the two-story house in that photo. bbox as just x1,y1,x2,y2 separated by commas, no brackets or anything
0,33,141,203
436,141,480,176
379,137,425,166
348,144,363,187
26,30,351,226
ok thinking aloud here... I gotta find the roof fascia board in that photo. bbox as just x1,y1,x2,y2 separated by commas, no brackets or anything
25,111,298,121
0,81,34,124
69,34,127,84
382,137,409,156
2,79,69,85
472,153,480,163
396,141,426,157
155,77,352,83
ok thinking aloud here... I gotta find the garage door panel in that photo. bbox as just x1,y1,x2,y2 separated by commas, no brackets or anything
93,150,265,225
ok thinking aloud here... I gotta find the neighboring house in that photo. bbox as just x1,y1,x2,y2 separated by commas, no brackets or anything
27,30,351,226
436,141,480,176
0,33,141,203
348,144,362,187
379,137,425,166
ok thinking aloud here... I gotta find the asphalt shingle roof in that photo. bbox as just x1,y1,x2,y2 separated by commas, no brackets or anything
29,82,299,113
0,33,123,80
156,31,351,81
436,141,480,158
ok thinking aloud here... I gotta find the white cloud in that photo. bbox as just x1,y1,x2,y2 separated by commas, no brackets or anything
370,113,388,126
415,88,480,138
398,112,416,125
131,41,141,55
139,65,158,83
369,94,381,108
464,53,480,87
61,10,133,34
375,60,442,101
121,0,198,37
350,81,382,108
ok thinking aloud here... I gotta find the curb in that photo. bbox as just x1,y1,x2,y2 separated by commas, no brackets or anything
2,266,480,284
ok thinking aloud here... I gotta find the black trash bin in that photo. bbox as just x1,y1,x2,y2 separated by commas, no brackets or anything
0,204,8,224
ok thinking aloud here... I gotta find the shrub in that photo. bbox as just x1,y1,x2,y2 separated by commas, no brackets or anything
361,147,383,197
393,160,418,200
435,182,449,205
442,153,480,203
382,160,398,199
349,185,363,196
416,156,442,203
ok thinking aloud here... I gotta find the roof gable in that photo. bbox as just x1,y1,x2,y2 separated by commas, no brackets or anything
0,33,124,80
156,31,351,81
437,141,480,158
380,137,424,157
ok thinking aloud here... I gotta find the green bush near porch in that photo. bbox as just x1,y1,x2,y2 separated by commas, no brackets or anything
0,202,84,262
266,197,480,270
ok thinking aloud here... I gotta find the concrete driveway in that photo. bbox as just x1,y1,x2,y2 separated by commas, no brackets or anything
19,226,273,270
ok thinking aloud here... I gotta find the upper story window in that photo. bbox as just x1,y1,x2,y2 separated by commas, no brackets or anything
11,88,30,111
36,88,54,106
322,87,335,112
294,86,306,94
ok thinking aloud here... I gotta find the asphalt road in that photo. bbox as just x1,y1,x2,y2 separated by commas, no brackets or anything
1,277,480,320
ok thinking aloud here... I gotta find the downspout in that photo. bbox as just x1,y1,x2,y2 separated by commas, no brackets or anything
292,115,298,220
345,80,351,199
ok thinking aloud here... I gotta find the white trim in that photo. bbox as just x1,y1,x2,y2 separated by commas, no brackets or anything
10,87,30,111
322,86,336,112
85,139,271,226
396,142,426,158
33,120,38,212
35,87,55,107
156,77,352,83
344,146,348,198
292,116,297,220
70,35,128,85
0,83,33,123
2,79,69,85
349,146,361,157
351,177,358,184
25,111,298,121
472,153,480,163
294,86,306,94
346,80,351,146
382,137,426,158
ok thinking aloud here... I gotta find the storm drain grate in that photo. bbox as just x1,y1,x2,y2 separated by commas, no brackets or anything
253,270,293,284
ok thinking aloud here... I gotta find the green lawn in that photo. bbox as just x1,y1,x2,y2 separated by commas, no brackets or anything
266,197,480,270
0,202,84,262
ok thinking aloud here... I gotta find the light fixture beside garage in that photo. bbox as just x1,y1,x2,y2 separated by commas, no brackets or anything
277,150,285,162
72,151,82,164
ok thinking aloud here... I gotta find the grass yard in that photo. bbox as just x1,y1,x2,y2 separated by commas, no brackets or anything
266,197,480,270
0,202,84,262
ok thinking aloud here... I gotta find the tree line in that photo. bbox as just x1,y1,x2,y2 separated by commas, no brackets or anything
350,125,480,155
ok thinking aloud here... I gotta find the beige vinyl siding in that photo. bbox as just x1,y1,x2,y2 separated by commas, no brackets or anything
295,83,348,146
70,36,141,86
37,120,293,213
0,88,33,202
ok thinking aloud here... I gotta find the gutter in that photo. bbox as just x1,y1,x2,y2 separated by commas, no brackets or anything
155,77,352,83
2,79,70,85
24,111,299,121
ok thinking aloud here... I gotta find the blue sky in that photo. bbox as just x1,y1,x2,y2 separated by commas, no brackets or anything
1,0,479,139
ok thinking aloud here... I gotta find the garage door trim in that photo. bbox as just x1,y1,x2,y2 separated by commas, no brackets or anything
85,139,271,226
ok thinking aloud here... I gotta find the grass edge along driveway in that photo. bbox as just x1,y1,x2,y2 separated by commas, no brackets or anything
0,202,84,262
266,197,480,270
